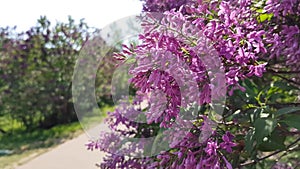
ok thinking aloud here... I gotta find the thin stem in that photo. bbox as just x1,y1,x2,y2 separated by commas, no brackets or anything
240,137,300,167
268,69,300,74
275,74,300,87
271,144,299,168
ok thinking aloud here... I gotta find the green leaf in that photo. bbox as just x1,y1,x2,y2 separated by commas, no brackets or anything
245,130,256,154
254,118,277,144
151,129,169,156
243,79,258,95
256,8,264,13
258,130,286,151
249,108,264,123
281,114,300,130
273,81,298,91
258,13,273,22
275,107,300,117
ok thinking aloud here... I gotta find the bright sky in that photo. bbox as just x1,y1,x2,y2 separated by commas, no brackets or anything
0,0,143,32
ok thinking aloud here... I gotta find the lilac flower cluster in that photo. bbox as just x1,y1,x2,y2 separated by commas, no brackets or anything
264,0,300,17
141,0,195,12
148,118,236,169
86,102,151,168
191,0,271,92
87,111,236,168
87,0,300,168
263,0,300,82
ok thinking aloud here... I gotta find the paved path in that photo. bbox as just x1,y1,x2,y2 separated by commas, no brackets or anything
16,123,109,169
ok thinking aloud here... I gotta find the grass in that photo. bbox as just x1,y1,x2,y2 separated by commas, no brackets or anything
0,104,114,169
0,121,83,168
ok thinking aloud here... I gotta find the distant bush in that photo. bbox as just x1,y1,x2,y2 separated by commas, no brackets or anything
0,16,117,130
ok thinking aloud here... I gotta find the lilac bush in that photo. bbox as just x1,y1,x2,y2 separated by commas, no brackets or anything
0,16,89,129
88,0,300,168
0,16,117,130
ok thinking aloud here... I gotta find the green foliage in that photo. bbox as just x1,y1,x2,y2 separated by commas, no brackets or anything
0,16,90,129
225,74,300,168
281,114,300,130
254,118,277,145
258,130,286,152
0,121,82,168
275,107,300,117
0,16,117,131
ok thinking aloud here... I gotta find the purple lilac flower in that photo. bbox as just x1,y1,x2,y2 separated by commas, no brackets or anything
220,131,236,153
86,0,300,168
205,140,218,156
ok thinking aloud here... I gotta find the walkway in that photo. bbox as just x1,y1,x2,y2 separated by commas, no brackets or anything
16,123,109,169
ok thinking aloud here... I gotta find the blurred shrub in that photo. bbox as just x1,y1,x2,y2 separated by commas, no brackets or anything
0,16,117,130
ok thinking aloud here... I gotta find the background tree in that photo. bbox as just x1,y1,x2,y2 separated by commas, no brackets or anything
0,16,117,131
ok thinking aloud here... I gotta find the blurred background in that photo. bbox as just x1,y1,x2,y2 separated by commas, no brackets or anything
0,0,142,168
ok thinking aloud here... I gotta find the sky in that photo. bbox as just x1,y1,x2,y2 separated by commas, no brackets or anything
0,0,143,32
